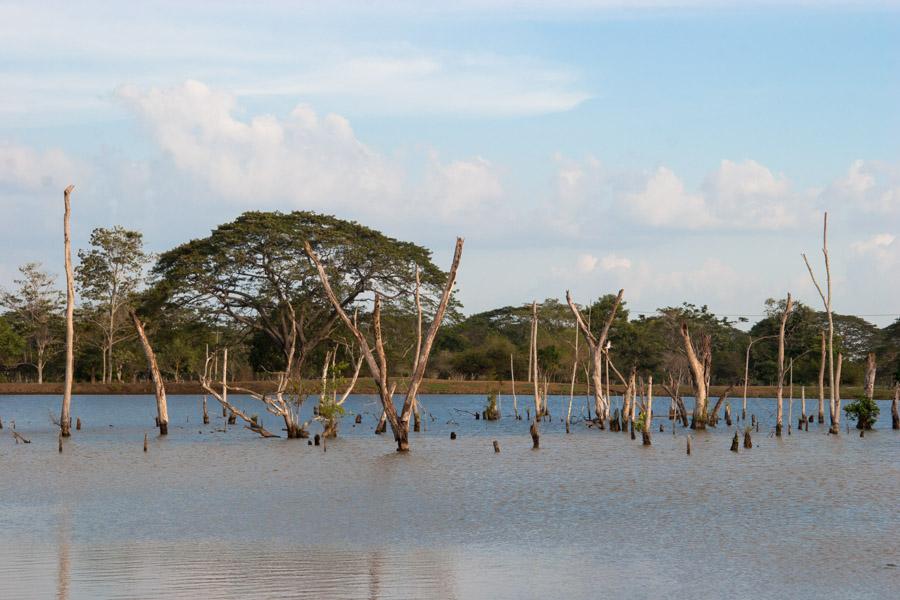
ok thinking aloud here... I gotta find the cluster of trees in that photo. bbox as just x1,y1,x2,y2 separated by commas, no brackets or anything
1,211,898,394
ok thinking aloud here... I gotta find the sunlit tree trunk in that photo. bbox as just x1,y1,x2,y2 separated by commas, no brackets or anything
566,288,624,430
60,185,75,437
680,323,710,430
775,293,793,437
130,309,169,435
817,331,826,424
892,383,899,430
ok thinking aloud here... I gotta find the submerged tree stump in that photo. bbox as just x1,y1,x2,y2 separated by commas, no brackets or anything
202,396,209,425
355,414,362,424
450,431,457,440
686,435,692,455
731,431,739,452
493,440,500,453
744,429,752,449
530,421,540,449
143,433,148,452
58,433,63,453
76,417,81,431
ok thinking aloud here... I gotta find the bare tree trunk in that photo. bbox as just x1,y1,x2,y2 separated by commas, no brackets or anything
834,352,843,432
308,238,463,452
566,289,624,430
641,376,652,446
567,324,578,432
892,383,899,430
60,185,75,438
775,293,793,437
202,395,209,424
680,323,709,430
864,352,876,402
530,301,541,444
818,332,826,423
510,354,519,420
130,310,169,435
803,213,836,434
801,386,807,424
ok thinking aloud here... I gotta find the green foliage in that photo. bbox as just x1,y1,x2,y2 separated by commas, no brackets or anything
844,396,880,430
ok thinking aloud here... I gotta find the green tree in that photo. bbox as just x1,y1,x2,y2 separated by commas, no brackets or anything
76,226,149,382
0,263,64,383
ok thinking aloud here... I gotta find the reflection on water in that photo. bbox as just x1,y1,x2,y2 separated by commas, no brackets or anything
1,394,898,599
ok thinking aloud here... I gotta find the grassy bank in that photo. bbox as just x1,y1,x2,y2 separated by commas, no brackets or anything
0,379,893,400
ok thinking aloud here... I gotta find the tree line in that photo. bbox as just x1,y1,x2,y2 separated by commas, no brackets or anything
1,210,898,391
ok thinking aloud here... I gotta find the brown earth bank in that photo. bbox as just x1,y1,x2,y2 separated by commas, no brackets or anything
0,379,893,400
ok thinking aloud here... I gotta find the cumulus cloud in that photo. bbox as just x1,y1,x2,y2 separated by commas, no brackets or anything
118,81,403,213
625,166,713,229
422,156,504,221
826,160,900,214
851,233,898,267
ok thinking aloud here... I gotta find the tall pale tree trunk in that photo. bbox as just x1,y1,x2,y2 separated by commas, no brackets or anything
60,185,75,437
864,352,876,402
818,331,826,424
892,383,899,430
130,310,169,435
775,293,793,437
680,323,709,430
833,353,843,432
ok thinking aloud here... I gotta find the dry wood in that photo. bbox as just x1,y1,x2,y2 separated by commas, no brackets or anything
680,323,711,429
641,376,653,446
817,332,826,424
834,352,843,432
708,384,735,427
566,289,624,428
892,383,899,430
306,237,463,452
130,310,169,435
61,185,75,437
12,430,31,444
199,350,279,438
775,293,793,437
743,334,776,420
802,213,837,433
864,352,876,401
510,353,519,419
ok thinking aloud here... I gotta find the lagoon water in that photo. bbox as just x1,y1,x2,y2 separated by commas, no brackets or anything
1,393,898,599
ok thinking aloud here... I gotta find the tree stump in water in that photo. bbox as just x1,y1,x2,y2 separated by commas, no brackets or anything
686,435,692,455
450,431,457,440
659,423,664,432
530,421,540,449
476,412,480,420
731,431,739,452
58,433,63,453
143,433,148,452
725,404,732,427
630,420,635,441
76,417,81,431
314,434,320,446
743,429,752,449
355,414,362,424
0,417,3,429
227,412,237,425
493,440,500,453
565,418,570,434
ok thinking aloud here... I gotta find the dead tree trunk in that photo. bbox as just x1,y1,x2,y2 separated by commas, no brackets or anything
708,385,735,427
566,288,624,430
864,352,876,403
803,213,837,434
775,293,794,437
130,310,169,435
834,352,843,433
680,323,710,430
641,376,653,446
817,331,826,424
510,353,519,420
60,185,75,438
892,383,899,430
307,238,463,452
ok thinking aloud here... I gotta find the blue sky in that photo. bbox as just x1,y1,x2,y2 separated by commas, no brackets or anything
1,1,899,325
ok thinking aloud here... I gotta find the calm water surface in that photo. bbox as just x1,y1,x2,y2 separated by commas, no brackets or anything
1,393,898,599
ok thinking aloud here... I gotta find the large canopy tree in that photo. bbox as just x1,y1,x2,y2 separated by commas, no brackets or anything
153,210,449,381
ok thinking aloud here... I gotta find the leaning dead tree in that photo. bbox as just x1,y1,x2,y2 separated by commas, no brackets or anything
130,309,169,435
679,322,712,429
307,238,463,452
803,212,838,434
566,288,624,429
60,185,76,437
662,370,689,428
775,293,794,437
199,349,278,437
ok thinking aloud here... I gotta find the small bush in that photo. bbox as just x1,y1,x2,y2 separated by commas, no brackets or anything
844,396,879,430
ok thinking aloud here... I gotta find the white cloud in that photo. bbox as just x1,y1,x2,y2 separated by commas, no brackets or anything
0,142,82,191
625,166,713,229
851,233,898,268
118,80,403,213
422,156,504,221
599,254,632,271
827,160,900,214
576,253,599,273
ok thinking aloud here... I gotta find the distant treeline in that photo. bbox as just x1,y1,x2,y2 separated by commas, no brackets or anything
1,210,898,390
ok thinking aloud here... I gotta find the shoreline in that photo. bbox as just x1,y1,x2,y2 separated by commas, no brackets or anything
0,379,892,400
